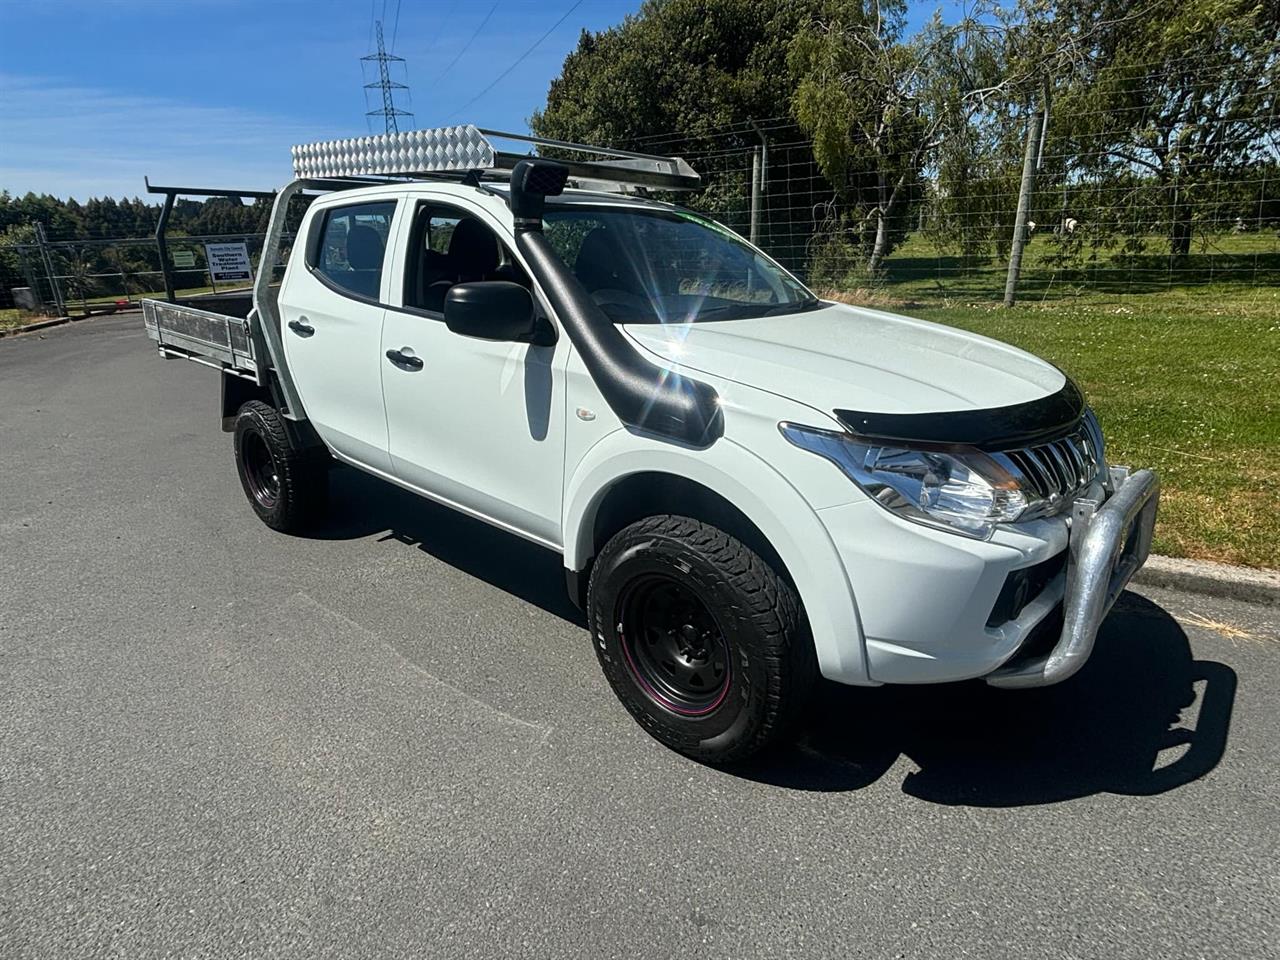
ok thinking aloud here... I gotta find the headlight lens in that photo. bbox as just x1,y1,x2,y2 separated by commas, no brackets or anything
780,422,1040,539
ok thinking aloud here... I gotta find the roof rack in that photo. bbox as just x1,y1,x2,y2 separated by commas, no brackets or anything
290,124,700,192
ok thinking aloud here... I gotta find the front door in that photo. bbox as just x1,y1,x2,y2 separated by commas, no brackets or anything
380,199,567,547
281,197,399,473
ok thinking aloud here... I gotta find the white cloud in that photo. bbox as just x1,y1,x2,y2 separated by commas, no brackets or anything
0,73,348,200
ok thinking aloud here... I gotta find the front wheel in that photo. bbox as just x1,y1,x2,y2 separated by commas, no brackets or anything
587,515,815,764
232,400,328,533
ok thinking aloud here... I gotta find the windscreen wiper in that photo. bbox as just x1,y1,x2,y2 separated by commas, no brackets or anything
760,297,824,317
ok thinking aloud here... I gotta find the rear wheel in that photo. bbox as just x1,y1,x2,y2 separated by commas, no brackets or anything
232,400,328,533
587,515,815,764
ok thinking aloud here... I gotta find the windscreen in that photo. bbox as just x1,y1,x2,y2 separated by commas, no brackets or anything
541,205,819,324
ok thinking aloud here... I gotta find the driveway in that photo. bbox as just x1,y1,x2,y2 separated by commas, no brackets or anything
2,313,1277,958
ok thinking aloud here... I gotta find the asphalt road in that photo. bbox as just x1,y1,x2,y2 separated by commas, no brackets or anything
2,313,1278,959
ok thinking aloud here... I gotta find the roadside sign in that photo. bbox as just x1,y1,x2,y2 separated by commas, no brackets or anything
172,249,196,268
204,242,252,283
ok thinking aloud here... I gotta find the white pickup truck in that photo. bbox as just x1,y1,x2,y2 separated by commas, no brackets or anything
143,126,1159,763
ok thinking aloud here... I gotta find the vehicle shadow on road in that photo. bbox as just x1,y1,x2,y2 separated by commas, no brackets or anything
740,592,1238,805
314,469,1236,806
313,467,588,626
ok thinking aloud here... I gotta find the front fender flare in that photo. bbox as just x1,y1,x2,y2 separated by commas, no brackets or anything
562,430,872,686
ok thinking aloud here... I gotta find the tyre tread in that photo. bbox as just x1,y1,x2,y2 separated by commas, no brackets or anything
234,400,327,533
590,514,815,764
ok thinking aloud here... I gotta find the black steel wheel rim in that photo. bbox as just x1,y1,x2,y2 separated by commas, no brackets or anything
617,574,731,716
242,432,280,508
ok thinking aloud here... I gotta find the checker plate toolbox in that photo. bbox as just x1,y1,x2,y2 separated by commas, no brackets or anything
290,125,699,190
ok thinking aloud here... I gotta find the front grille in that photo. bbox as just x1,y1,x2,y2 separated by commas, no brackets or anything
993,411,1104,516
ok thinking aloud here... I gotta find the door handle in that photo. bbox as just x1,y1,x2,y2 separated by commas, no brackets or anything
386,347,423,370
288,318,315,337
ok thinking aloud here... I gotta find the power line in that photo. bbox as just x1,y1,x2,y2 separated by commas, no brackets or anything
434,3,499,85
420,0,460,61
445,0,585,121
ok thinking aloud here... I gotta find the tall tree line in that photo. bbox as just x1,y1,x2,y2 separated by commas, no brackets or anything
0,192,273,242
533,0,1280,279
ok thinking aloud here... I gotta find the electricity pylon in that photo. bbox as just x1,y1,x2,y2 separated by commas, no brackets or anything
362,20,413,134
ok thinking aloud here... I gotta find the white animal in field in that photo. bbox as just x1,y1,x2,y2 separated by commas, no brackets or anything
1062,217,1080,234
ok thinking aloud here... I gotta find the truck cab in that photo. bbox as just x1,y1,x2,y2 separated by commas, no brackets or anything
143,126,1159,764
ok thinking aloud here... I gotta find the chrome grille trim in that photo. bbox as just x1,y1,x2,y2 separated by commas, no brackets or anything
1063,437,1087,485
1017,448,1053,492
1046,442,1072,490
992,412,1104,518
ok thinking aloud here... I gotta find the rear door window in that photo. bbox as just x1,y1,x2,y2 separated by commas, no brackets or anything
311,200,397,300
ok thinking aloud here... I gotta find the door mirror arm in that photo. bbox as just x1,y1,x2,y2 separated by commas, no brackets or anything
528,314,557,347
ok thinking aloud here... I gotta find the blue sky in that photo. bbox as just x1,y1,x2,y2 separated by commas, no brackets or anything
0,0,957,200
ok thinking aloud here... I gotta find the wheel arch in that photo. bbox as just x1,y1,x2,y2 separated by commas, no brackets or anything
562,435,872,685
578,471,794,601
222,371,328,454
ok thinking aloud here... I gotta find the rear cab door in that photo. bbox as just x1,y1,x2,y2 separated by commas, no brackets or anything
280,192,405,473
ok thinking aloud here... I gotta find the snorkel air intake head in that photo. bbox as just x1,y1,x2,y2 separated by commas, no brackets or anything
509,159,568,234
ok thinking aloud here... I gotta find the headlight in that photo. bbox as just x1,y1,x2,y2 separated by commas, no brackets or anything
780,422,1040,539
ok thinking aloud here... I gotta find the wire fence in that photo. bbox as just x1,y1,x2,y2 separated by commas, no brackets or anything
4,94,1277,314
3,234,272,314
603,107,1279,307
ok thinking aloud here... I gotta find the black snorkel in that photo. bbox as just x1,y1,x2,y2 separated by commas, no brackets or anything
508,159,723,447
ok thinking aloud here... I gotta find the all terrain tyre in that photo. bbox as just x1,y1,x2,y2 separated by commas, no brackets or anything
587,515,816,764
232,400,328,533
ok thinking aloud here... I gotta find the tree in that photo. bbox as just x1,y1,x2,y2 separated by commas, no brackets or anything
532,0,830,268
788,1,1015,272
1042,0,1280,257
534,0,819,145
63,246,97,311
0,222,41,307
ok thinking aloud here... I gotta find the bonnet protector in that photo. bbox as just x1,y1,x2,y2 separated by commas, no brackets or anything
508,160,723,447
834,378,1085,451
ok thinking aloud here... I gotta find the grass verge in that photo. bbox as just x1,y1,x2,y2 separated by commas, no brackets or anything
0,308,49,330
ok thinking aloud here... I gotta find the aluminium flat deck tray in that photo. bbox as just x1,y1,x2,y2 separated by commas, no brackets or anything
142,299,257,377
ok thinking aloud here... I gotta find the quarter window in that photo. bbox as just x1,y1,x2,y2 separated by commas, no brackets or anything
312,201,396,300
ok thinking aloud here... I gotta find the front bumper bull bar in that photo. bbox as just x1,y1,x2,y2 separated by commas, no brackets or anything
986,466,1160,689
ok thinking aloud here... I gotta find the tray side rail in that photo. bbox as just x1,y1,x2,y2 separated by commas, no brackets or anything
141,298,259,381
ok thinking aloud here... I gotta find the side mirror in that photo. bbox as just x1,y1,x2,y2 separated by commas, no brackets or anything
443,281,536,342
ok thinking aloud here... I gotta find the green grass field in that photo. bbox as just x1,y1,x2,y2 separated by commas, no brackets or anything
0,308,29,328
871,229,1280,302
